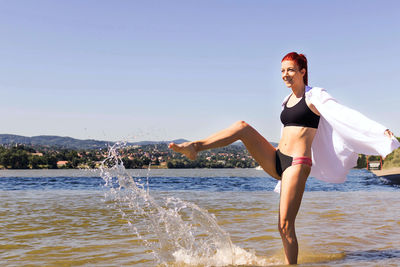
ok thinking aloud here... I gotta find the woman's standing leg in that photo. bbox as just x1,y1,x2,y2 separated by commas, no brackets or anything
278,165,310,264
169,120,280,179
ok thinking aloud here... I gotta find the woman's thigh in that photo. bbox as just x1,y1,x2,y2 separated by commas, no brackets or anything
279,165,310,224
239,123,279,179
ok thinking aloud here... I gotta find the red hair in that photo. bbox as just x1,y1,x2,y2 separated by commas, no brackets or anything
281,52,308,85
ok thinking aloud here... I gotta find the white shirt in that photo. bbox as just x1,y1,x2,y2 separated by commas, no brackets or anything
274,86,400,192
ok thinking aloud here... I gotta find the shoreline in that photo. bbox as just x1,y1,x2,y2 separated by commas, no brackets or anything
371,167,400,176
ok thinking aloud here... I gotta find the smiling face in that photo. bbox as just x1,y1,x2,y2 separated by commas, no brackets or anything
281,60,306,89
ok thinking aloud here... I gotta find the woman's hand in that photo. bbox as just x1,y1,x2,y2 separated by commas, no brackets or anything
384,129,394,138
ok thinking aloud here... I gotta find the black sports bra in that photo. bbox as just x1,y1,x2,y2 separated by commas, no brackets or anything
280,92,320,129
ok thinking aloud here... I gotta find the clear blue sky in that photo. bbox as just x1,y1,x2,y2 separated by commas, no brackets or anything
1,0,399,142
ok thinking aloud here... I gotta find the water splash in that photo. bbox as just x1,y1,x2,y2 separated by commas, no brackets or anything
100,142,245,266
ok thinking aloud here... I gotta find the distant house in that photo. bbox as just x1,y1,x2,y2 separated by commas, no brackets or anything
57,161,69,167
30,152,43,157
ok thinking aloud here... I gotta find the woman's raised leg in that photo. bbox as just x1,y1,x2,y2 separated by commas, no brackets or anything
169,120,280,179
278,164,310,264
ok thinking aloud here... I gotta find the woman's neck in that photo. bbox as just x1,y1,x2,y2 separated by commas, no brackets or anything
291,84,305,98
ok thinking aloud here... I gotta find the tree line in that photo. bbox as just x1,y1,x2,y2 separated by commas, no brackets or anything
0,142,398,170
0,145,102,169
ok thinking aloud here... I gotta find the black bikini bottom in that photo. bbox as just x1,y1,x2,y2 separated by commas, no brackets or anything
275,149,293,177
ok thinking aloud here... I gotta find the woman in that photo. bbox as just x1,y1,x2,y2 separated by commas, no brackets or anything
169,52,399,265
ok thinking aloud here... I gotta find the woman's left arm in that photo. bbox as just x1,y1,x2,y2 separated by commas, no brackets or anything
308,87,400,157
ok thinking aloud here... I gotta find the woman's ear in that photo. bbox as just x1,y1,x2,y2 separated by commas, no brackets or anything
300,68,306,77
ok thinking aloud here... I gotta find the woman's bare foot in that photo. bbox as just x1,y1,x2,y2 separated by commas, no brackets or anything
168,142,198,160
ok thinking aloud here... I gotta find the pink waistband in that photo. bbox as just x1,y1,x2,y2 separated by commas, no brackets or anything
292,156,312,167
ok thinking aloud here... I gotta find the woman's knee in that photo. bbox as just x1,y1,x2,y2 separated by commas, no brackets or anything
233,120,249,128
278,218,294,238
232,120,251,132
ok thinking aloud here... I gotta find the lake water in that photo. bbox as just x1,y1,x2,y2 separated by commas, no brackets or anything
0,168,399,266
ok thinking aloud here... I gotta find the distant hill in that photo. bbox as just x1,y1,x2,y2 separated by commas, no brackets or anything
0,134,189,150
0,134,278,150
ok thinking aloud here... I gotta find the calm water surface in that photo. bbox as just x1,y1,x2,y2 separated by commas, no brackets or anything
0,169,399,266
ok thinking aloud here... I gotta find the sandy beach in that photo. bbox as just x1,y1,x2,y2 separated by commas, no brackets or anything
371,167,400,176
